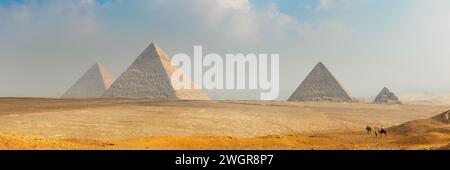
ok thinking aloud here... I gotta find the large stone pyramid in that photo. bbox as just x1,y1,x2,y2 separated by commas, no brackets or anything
62,63,116,98
288,62,352,102
103,43,210,100
374,87,401,104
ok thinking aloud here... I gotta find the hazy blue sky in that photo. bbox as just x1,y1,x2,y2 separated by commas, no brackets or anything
1,0,450,99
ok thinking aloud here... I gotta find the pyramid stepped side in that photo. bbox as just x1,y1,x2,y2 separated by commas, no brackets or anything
288,62,352,102
374,87,401,104
157,49,210,100
62,64,116,98
103,43,210,100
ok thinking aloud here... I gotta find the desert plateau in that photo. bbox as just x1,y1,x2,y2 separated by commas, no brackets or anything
0,98,448,150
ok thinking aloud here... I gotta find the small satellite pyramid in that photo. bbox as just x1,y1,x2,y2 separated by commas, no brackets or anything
374,87,401,104
288,62,352,102
62,63,116,98
103,43,210,100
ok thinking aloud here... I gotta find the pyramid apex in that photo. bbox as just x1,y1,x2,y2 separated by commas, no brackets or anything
145,42,164,53
93,63,102,67
149,42,160,48
315,62,328,69
92,63,107,71
381,87,390,92
134,42,169,61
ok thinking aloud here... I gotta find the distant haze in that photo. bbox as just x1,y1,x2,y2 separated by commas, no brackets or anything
1,0,450,100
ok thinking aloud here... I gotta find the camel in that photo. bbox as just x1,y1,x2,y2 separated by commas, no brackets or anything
366,125,387,137
374,127,387,137
366,125,372,134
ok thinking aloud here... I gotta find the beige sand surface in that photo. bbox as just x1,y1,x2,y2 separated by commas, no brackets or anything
0,98,447,140
0,98,448,150
1,130,448,150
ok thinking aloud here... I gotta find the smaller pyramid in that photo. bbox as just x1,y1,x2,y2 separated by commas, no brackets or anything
288,62,352,102
374,87,401,104
61,63,116,98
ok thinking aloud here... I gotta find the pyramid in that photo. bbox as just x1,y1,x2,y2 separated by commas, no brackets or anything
374,87,401,104
288,62,352,102
62,63,116,98
102,43,210,100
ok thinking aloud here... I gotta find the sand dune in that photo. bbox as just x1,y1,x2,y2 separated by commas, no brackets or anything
389,110,450,135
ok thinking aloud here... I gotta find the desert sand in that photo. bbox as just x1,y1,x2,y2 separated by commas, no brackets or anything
0,98,448,150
